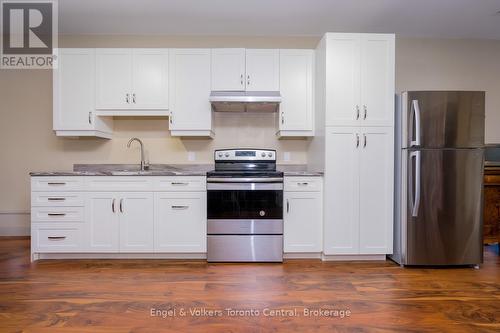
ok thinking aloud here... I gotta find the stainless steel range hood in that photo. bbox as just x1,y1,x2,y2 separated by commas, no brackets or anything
209,91,281,112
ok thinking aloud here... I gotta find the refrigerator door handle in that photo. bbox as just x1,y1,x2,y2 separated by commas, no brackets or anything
410,151,421,217
410,100,421,147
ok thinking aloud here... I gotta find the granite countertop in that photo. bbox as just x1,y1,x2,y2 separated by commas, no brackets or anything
30,164,323,177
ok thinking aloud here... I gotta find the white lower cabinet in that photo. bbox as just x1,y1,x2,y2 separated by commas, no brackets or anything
284,177,323,254
86,192,154,252
154,192,207,253
323,127,393,255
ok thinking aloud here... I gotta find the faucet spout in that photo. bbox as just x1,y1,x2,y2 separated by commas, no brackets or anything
127,137,149,170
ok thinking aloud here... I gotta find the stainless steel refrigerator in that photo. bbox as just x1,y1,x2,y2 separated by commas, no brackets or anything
391,91,485,266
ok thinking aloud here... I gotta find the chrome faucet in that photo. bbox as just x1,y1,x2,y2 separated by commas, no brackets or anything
127,138,149,171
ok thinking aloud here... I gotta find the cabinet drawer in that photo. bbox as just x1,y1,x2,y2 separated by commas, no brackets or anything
85,176,154,191
31,177,84,191
31,207,84,222
284,177,322,192
32,223,84,252
153,177,206,191
31,192,85,207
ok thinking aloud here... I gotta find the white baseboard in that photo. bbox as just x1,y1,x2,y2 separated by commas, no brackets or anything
0,212,30,236
284,252,322,259
35,253,207,260
321,254,387,261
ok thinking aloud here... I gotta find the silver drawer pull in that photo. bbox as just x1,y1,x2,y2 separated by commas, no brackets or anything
48,197,66,201
297,182,309,186
47,213,66,216
171,182,189,186
48,236,66,240
47,182,66,186
172,205,189,210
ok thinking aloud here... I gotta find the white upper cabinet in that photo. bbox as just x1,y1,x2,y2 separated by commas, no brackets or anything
169,48,213,137
53,48,112,138
245,49,280,91
96,48,169,111
277,49,314,137
211,48,246,91
324,33,394,127
96,49,133,109
211,48,279,92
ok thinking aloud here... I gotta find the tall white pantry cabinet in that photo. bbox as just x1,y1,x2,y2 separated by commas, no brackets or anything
310,33,395,258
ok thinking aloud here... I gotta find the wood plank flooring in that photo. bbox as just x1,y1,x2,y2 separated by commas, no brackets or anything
0,238,499,332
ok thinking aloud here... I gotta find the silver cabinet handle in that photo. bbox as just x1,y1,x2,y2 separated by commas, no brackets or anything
47,197,66,201
132,93,136,104
281,111,284,124
48,236,66,240
169,112,173,124
356,134,360,148
356,105,360,120
48,182,66,186
126,93,130,103
363,105,367,120
297,182,309,186
88,111,92,125
171,182,189,186
112,198,116,213
119,198,123,213
48,213,66,216
286,199,289,213
240,73,244,86
363,134,367,148
172,205,189,210
247,74,250,86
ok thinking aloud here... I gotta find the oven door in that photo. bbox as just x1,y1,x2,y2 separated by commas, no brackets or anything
207,181,283,220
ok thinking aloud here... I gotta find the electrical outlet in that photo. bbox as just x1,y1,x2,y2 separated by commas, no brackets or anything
188,151,196,161
283,152,291,162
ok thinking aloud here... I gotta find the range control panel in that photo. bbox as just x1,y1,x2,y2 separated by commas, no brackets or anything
214,149,276,161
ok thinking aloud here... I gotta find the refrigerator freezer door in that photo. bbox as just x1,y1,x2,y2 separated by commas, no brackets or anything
403,91,485,149
405,148,484,265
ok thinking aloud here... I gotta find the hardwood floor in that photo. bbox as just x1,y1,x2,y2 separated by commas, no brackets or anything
1,238,499,332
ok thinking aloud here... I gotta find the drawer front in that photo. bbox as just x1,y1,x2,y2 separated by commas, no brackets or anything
31,177,84,191
31,192,85,207
284,177,322,192
153,177,206,191
32,223,84,252
31,207,84,222
85,176,154,191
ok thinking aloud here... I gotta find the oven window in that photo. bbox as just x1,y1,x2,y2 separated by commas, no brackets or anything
208,190,283,219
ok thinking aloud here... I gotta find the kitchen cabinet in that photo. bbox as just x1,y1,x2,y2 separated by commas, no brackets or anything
53,48,112,138
323,127,393,255
154,192,207,253
325,33,394,127
169,48,213,137
210,48,279,92
284,177,323,253
277,49,314,137
86,192,154,252
95,49,169,112
211,48,246,91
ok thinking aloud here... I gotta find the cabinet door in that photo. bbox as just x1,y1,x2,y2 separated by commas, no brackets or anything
325,34,361,127
278,49,314,135
131,49,169,109
324,127,360,254
96,49,132,109
169,49,212,134
86,193,119,252
360,34,395,126
358,127,394,254
245,49,279,91
154,192,207,253
118,192,154,252
54,49,94,131
211,48,245,91
284,191,322,253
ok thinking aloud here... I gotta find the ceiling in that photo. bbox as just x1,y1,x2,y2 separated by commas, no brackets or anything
59,0,500,39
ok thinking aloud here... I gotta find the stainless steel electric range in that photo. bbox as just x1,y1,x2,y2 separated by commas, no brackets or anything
206,149,283,262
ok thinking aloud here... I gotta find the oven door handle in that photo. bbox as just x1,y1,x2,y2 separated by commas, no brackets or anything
207,182,283,191
207,177,283,183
